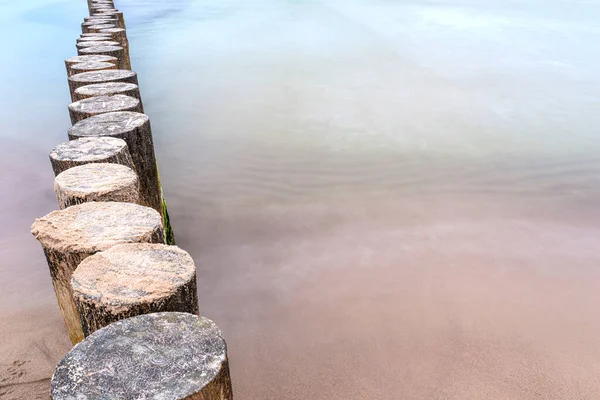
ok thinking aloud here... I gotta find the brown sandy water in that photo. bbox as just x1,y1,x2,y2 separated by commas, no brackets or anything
2,0,600,398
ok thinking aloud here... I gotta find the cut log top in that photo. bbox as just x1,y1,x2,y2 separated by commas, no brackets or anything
72,244,195,308
76,40,120,48
77,36,112,42
50,136,128,163
79,45,122,54
68,69,136,84
51,313,229,400
69,94,140,114
80,32,112,37
55,163,138,200
75,82,138,97
87,24,116,29
31,202,162,254
82,19,115,25
70,61,116,73
98,27,125,34
65,54,117,64
69,111,148,138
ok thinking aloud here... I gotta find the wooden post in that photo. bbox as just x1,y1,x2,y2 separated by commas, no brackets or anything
68,70,137,100
84,23,117,34
54,163,140,209
50,313,233,400
31,202,165,344
98,28,130,69
73,82,141,104
80,32,112,38
68,94,142,124
81,20,116,31
76,36,113,43
72,243,199,336
68,112,162,217
76,40,120,49
78,45,125,69
94,10,125,29
65,55,117,77
69,61,116,75
49,136,134,176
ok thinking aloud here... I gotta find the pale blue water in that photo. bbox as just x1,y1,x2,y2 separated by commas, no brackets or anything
2,1,600,398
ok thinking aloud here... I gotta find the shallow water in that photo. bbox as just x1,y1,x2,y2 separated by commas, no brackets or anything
2,0,600,398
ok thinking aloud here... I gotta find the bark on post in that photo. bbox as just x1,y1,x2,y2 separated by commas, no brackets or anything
49,136,134,176
30,202,164,344
76,40,120,49
98,28,130,69
78,45,125,69
71,243,199,336
68,112,162,217
65,55,117,77
54,163,140,209
69,61,116,75
68,94,142,124
73,82,141,105
50,313,233,400
68,70,137,100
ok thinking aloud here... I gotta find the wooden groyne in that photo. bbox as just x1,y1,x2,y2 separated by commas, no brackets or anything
30,1,232,398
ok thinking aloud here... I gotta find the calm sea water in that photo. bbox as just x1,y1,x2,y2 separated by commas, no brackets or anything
1,0,600,398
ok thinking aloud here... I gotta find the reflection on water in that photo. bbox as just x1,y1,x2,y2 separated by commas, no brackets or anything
2,0,600,398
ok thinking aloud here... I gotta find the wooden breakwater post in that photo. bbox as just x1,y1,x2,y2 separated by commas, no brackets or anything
78,45,126,68
71,243,199,336
69,61,116,75
73,82,141,103
68,94,142,124
68,112,163,222
67,69,138,101
51,313,233,400
54,163,139,209
30,0,236,396
49,136,134,176
65,54,117,76
31,202,165,344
